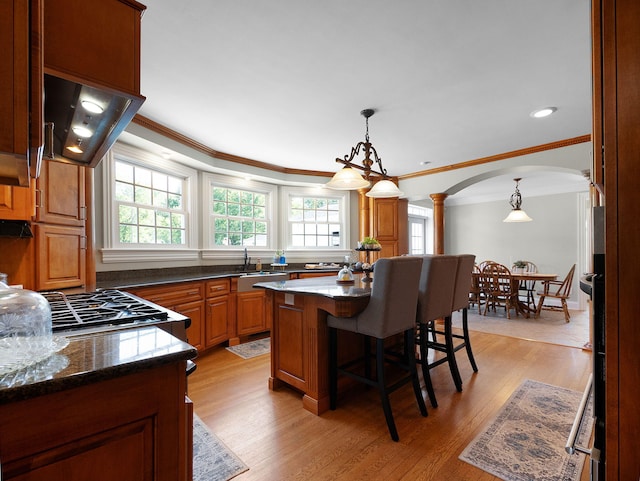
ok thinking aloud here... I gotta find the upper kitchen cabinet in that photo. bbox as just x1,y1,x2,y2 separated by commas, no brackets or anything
369,197,408,260
35,159,85,227
0,0,44,187
42,0,146,168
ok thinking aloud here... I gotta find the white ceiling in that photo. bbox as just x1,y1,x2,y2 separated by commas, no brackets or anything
132,0,593,201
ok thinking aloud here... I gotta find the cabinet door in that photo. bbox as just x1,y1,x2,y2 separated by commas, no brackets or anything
236,291,267,336
205,295,231,347
174,300,205,352
0,0,42,187
36,159,85,226
34,223,85,290
0,185,34,220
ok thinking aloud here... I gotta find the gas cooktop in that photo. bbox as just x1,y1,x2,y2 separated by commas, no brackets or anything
42,289,169,332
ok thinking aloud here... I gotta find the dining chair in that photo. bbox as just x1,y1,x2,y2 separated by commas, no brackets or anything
415,254,460,408
469,263,485,311
512,260,538,311
481,262,519,318
327,256,427,442
535,264,576,322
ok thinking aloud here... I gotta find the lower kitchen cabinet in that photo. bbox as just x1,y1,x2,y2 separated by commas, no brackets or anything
205,293,232,348
0,362,190,481
173,300,205,352
236,290,267,336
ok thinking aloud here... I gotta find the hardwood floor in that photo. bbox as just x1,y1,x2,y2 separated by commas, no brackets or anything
188,330,592,480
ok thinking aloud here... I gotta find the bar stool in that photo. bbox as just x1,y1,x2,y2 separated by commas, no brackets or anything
450,254,479,373
327,256,427,442
416,255,459,408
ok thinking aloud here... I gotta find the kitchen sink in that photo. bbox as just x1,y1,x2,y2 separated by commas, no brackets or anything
237,272,288,292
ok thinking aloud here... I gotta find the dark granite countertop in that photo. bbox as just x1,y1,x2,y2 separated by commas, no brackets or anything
255,275,372,300
96,264,342,290
0,326,197,404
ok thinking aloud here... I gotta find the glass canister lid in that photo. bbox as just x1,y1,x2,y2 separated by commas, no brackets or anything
0,275,52,338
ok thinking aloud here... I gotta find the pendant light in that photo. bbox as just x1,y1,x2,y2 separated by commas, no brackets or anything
326,109,403,197
503,178,533,222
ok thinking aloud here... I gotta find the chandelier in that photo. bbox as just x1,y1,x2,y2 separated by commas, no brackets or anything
503,178,533,222
325,109,403,198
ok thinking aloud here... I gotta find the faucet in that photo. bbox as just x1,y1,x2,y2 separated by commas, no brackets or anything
243,248,251,271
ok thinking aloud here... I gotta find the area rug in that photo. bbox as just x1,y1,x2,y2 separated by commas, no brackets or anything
452,308,590,349
194,413,248,481
459,379,593,481
225,337,270,359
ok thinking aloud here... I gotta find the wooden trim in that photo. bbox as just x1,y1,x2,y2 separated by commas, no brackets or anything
131,115,335,178
399,135,592,180
133,116,590,182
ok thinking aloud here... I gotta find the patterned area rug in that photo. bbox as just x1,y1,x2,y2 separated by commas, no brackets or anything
194,414,248,481
459,379,593,481
225,337,270,359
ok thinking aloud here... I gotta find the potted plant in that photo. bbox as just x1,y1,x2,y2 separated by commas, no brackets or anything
513,260,527,273
359,236,381,250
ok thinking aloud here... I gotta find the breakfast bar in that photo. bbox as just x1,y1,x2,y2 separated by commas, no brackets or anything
256,276,371,415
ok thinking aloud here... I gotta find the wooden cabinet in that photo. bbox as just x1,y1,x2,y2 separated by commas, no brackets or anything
126,282,205,350
43,0,144,95
295,271,337,279
0,360,189,481
35,159,85,226
34,224,85,290
204,279,234,348
236,290,267,336
369,197,408,260
0,185,34,220
0,0,43,187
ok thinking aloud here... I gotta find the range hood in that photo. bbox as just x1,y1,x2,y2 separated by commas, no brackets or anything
44,74,145,168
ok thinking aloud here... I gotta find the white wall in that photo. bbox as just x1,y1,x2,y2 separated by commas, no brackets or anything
446,192,585,305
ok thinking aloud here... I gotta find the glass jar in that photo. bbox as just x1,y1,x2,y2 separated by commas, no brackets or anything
0,274,52,339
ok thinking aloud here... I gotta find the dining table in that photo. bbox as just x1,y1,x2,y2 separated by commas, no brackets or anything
254,275,371,415
473,271,557,318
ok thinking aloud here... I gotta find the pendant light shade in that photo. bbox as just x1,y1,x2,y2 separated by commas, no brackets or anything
503,178,532,222
326,109,402,197
325,166,370,190
366,179,404,198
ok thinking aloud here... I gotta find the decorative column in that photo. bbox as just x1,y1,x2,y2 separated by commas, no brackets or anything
430,193,448,255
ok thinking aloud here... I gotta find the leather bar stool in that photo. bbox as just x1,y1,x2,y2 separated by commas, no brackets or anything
416,254,459,408
327,256,427,442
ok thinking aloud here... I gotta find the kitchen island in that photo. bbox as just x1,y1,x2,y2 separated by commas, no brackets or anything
0,326,197,481
255,276,371,415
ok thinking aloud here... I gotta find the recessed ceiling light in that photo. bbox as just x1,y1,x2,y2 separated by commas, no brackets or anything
530,107,557,118
420,161,431,166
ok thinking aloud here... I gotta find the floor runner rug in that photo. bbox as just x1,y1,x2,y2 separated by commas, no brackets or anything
194,414,249,481
225,337,270,359
459,379,593,481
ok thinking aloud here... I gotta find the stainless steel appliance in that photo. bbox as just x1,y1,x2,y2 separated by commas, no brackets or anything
568,206,605,480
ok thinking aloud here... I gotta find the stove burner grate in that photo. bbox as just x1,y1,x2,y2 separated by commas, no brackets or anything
43,289,169,331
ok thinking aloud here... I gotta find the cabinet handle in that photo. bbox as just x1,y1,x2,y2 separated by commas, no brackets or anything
45,122,55,160
79,206,86,220
187,291,199,295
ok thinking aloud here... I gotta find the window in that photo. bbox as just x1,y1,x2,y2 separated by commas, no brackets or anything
408,204,433,255
203,174,277,250
102,143,199,263
282,187,350,250
114,161,187,245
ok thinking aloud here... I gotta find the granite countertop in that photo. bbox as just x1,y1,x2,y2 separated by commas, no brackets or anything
254,275,372,300
0,326,197,404
96,264,342,290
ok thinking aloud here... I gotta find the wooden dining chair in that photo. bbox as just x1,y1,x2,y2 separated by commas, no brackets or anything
469,263,485,311
327,256,427,441
535,264,576,322
481,262,519,318
512,260,538,311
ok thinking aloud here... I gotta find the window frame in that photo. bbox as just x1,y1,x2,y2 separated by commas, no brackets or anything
280,186,352,260
201,173,278,260
101,143,200,263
